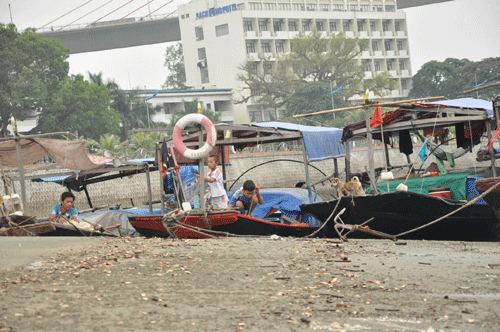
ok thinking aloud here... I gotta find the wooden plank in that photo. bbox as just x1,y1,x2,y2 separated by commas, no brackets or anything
351,115,487,136
293,96,445,118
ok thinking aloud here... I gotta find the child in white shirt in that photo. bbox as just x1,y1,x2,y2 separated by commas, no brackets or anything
194,155,228,209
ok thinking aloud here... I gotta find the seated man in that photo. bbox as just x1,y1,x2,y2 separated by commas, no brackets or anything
49,192,79,223
227,180,264,216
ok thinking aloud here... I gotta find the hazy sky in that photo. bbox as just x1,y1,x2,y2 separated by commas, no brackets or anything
1,0,499,90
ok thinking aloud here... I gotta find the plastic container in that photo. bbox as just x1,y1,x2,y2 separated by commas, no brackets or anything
2,194,24,216
429,187,452,199
181,202,192,211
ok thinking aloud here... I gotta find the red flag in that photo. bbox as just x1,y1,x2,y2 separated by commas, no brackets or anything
370,99,383,129
487,121,500,151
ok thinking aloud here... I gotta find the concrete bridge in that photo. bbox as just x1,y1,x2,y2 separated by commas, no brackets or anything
38,0,454,54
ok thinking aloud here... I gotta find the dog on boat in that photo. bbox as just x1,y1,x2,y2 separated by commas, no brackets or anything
330,176,366,198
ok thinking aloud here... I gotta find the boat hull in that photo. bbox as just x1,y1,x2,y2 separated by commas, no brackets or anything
300,191,500,241
129,210,325,239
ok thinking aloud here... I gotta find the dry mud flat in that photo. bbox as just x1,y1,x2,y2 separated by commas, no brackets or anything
0,236,499,332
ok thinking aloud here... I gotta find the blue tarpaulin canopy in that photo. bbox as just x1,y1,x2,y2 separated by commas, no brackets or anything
422,98,494,118
253,122,345,162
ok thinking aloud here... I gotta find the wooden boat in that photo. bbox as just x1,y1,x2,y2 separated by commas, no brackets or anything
300,190,500,241
128,209,326,239
475,177,500,213
298,98,500,241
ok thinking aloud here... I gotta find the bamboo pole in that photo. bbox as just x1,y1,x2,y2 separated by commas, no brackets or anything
293,96,445,118
463,81,500,95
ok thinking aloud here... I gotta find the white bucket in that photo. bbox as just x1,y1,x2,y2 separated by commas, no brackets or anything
396,183,408,191
381,171,394,181
181,202,192,211
2,194,24,216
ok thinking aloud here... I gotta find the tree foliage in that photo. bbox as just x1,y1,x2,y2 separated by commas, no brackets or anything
163,43,186,89
238,30,396,119
37,74,120,140
409,57,500,99
0,23,69,136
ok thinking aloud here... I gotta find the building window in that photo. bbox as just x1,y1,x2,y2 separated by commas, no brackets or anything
288,21,297,31
243,21,253,32
385,41,391,51
250,84,261,96
198,47,206,60
333,4,344,11
374,61,380,71
198,48,209,84
373,5,383,12
249,2,262,10
195,26,204,41
395,22,400,31
273,21,282,31
251,63,258,75
370,21,376,31
401,79,407,90
246,42,256,54
343,21,350,31
293,3,304,11
302,21,310,31
264,110,277,121
264,3,276,10
362,61,371,72
330,22,337,31
249,111,263,122
186,14,189,18
360,5,370,12
215,24,229,37
383,21,390,32
278,3,291,11
399,61,405,70
264,63,273,74
387,60,393,71
397,41,403,51
306,4,317,11
350,4,358,11
320,4,330,11
357,22,363,32
276,42,284,53
385,5,396,12
261,42,271,53
372,41,378,51
259,21,268,31
316,21,324,31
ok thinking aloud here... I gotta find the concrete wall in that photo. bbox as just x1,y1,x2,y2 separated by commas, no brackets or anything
3,139,493,219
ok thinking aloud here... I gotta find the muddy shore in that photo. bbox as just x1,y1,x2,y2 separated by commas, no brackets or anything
1,236,499,331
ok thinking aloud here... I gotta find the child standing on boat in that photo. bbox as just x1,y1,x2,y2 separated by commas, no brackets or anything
194,155,228,209
228,180,264,216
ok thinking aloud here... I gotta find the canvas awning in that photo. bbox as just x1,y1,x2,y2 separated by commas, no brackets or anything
253,122,345,161
0,137,113,170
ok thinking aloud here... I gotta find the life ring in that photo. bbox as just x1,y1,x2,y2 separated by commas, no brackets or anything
173,114,217,160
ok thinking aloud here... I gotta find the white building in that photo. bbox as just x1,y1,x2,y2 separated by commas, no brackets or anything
178,0,412,123
136,88,236,124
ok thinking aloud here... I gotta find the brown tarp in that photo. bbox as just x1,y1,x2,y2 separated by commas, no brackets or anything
0,138,107,170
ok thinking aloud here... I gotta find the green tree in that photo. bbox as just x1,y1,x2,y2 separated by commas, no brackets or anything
238,30,394,116
163,43,186,89
0,23,69,136
409,58,473,99
37,74,120,140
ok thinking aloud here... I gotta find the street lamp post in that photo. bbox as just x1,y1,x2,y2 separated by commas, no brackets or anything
144,91,158,128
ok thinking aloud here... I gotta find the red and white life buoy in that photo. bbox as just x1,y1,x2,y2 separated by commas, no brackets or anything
173,114,217,160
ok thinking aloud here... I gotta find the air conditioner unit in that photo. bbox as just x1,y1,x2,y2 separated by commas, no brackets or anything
197,59,207,68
